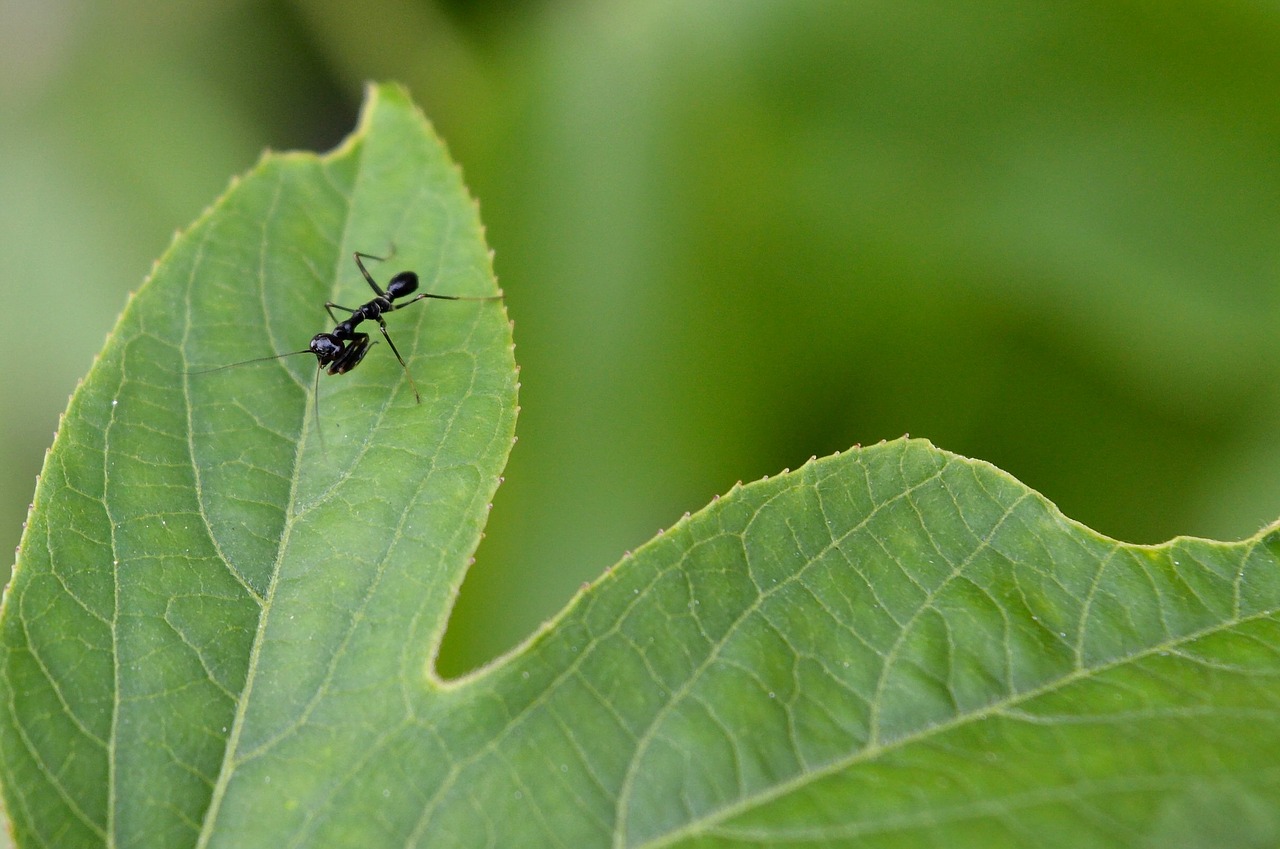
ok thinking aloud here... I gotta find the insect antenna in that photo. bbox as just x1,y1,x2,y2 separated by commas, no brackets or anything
188,349,329,453
309,361,326,454
186,349,313,375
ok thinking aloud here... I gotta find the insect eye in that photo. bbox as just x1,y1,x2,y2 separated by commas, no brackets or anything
386,271,419,299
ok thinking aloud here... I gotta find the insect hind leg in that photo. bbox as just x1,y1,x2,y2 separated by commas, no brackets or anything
353,251,392,297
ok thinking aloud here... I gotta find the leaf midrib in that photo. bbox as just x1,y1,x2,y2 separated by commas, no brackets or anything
192,138,378,849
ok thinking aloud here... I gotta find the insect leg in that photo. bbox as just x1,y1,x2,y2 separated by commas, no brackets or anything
391,291,503,311
324,301,358,324
353,251,389,297
374,318,421,403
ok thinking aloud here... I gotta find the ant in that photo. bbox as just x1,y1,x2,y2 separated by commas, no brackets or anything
308,251,500,403
193,250,500,418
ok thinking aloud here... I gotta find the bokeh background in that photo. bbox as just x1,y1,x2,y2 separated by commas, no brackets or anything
3,0,1279,677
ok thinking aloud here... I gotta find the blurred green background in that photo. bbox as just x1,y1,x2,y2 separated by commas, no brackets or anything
2,0,1278,677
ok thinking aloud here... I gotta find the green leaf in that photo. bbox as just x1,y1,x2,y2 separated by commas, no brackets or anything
4,83,1280,849
0,83,515,848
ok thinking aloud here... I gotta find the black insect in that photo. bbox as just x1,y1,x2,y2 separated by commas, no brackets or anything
307,251,500,402
193,250,500,412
